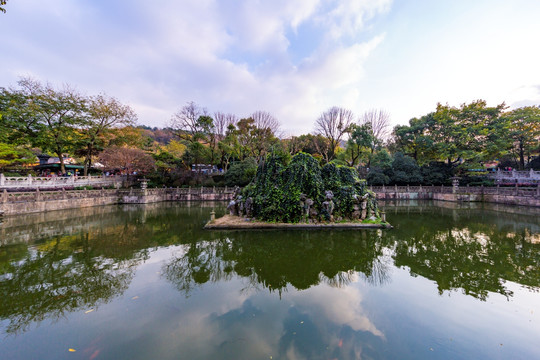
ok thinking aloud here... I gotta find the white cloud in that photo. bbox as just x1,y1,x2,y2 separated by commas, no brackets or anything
0,0,390,133
8,0,539,134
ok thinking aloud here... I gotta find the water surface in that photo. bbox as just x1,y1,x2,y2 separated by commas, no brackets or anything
1,201,539,359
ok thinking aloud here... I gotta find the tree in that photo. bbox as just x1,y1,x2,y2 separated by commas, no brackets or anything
98,146,155,175
360,109,391,146
170,101,210,144
315,107,354,163
79,94,137,175
389,152,423,184
213,112,238,141
343,123,376,167
224,158,258,186
15,78,87,174
217,124,240,170
430,100,506,166
392,114,436,164
251,111,281,138
0,85,43,145
0,143,35,170
0,0,7,13
235,116,278,162
504,106,540,169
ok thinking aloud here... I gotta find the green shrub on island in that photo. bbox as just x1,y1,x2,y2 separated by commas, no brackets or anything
235,152,380,223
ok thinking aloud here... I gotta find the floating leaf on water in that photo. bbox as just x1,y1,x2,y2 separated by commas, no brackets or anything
68,348,76,352
132,296,139,300
85,309,94,314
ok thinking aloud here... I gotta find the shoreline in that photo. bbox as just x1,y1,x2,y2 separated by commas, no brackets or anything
204,214,393,230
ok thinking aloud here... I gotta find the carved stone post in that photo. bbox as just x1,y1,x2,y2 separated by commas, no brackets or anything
452,177,459,194
2,189,7,203
0,173,4,186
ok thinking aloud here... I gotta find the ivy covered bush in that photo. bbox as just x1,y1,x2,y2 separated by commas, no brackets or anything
240,152,380,223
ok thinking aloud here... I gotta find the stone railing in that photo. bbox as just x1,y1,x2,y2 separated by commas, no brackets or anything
487,169,540,184
370,184,540,198
1,188,119,203
0,173,125,190
1,186,237,205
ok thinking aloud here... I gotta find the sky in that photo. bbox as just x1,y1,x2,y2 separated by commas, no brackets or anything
2,0,540,136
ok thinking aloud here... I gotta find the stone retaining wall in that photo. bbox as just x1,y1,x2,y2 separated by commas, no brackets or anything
1,185,538,217
0,187,236,216
374,190,540,207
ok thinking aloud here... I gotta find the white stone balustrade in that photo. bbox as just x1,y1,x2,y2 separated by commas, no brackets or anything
0,173,124,190
488,169,540,183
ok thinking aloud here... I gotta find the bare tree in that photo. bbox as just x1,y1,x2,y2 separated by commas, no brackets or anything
213,112,238,141
315,107,354,162
359,109,391,164
170,101,209,143
251,111,281,138
360,109,391,143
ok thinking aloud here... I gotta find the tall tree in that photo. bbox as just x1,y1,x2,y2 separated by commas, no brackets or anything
213,112,238,141
315,107,354,163
343,123,376,167
251,111,281,138
170,101,209,144
392,114,436,164
504,106,540,169
361,109,391,144
80,94,137,175
13,78,87,174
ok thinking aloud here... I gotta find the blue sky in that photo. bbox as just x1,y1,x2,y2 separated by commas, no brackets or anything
1,0,539,136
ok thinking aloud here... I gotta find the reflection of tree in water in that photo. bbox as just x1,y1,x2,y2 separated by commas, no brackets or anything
0,230,146,335
0,203,221,335
164,230,390,295
385,210,540,300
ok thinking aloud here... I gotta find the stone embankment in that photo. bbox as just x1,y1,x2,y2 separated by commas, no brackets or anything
371,185,540,207
0,185,539,216
0,187,236,216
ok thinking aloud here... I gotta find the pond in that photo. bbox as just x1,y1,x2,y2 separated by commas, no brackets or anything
1,201,539,359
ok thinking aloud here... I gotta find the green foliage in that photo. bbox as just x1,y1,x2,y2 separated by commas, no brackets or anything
224,158,257,187
420,162,453,185
366,168,390,185
243,152,380,223
0,143,36,170
389,152,423,185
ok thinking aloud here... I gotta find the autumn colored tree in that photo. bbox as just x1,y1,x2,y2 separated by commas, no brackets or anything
98,146,155,175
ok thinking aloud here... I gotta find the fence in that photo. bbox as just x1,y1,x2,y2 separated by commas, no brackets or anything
370,184,540,198
487,169,540,184
1,187,237,204
0,173,124,190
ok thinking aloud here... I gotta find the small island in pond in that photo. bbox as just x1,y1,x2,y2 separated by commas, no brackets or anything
205,152,392,230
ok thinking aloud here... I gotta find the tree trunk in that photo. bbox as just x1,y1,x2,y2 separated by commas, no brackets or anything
57,151,66,174
83,144,94,176
519,139,525,170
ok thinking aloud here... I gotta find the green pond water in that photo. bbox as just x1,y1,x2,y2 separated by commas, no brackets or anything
1,201,539,359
